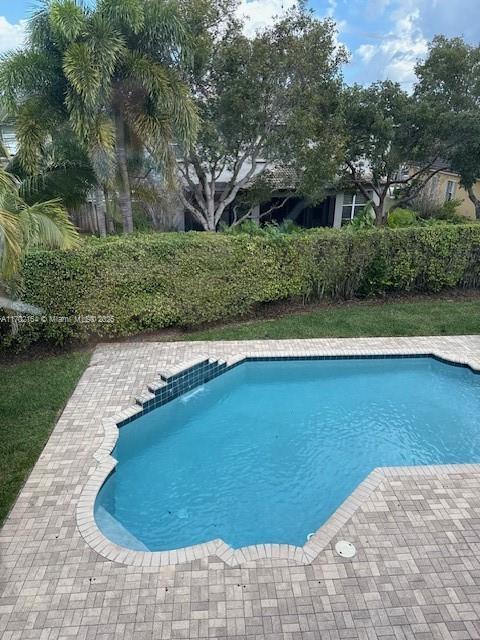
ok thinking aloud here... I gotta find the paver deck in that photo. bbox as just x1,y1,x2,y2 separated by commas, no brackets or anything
2,336,480,639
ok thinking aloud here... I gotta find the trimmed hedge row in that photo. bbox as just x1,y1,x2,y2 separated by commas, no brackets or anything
4,225,480,349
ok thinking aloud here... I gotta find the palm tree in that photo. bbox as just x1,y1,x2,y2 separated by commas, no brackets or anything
0,0,198,233
0,168,80,277
11,128,96,209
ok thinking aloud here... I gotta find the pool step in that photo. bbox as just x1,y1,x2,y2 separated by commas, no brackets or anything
135,358,229,410
95,506,150,551
147,379,167,394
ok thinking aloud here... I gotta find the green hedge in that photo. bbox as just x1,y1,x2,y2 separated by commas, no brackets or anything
3,225,480,349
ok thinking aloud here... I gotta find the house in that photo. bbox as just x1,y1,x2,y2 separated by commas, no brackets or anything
180,153,480,231
180,159,379,230
182,168,342,230
3,120,479,229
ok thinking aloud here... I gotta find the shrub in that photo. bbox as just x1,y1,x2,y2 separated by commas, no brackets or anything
4,225,480,350
221,219,265,235
387,208,418,228
414,197,470,224
347,203,376,230
431,199,470,224
221,219,302,235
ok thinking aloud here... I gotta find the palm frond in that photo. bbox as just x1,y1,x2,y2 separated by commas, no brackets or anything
164,76,199,149
128,109,172,149
123,50,172,97
0,168,22,276
63,42,101,106
131,180,160,205
27,4,54,50
49,0,88,42
85,13,126,79
65,88,95,141
0,208,22,278
0,162,80,276
0,50,58,111
124,107,177,187
20,160,94,207
14,97,57,174
87,114,117,184
91,114,116,153
0,168,18,195
122,51,199,147
97,0,144,34
18,199,81,250
15,127,96,208
141,0,189,61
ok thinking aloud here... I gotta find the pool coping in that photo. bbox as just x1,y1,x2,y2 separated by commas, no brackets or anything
77,349,480,568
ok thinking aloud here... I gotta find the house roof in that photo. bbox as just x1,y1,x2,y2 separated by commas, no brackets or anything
262,165,297,190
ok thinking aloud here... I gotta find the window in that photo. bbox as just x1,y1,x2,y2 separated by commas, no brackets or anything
0,126,17,155
341,192,367,225
445,180,456,202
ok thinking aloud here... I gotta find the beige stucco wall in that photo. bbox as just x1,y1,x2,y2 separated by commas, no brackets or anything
385,169,480,219
420,171,479,220
437,173,479,219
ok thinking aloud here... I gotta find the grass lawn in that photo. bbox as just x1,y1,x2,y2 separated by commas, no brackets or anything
0,351,91,525
186,297,480,341
1,295,480,526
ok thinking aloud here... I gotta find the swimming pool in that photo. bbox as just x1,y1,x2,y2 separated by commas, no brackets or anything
94,356,480,552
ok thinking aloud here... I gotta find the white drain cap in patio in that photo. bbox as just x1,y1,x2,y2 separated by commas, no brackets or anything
335,540,356,558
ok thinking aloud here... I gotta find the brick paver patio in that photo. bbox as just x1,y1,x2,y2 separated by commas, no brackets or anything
2,336,480,639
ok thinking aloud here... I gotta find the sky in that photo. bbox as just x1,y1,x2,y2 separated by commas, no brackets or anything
0,0,479,88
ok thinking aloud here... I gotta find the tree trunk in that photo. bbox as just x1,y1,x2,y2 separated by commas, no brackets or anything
198,212,216,231
114,112,134,233
186,199,217,231
104,188,116,233
202,191,217,230
95,187,107,237
373,202,384,226
467,186,480,220
90,201,99,233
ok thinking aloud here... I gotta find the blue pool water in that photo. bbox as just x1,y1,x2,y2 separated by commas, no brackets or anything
95,357,480,551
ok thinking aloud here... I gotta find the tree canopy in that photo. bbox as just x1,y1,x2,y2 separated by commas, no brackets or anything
336,80,450,224
177,0,346,230
1,1,479,235
415,36,480,218
0,0,198,232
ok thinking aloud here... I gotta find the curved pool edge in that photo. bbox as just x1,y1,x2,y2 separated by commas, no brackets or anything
76,349,480,568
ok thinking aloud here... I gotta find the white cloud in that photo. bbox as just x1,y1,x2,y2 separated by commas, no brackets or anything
0,16,26,53
326,0,337,17
357,44,376,63
353,8,428,87
236,0,297,37
235,0,348,63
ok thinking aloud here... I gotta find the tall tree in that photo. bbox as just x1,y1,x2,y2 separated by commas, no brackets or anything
177,1,346,231
339,81,449,226
0,0,198,233
415,36,480,219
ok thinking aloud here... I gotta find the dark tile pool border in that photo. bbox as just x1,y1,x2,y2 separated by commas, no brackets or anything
77,348,480,567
